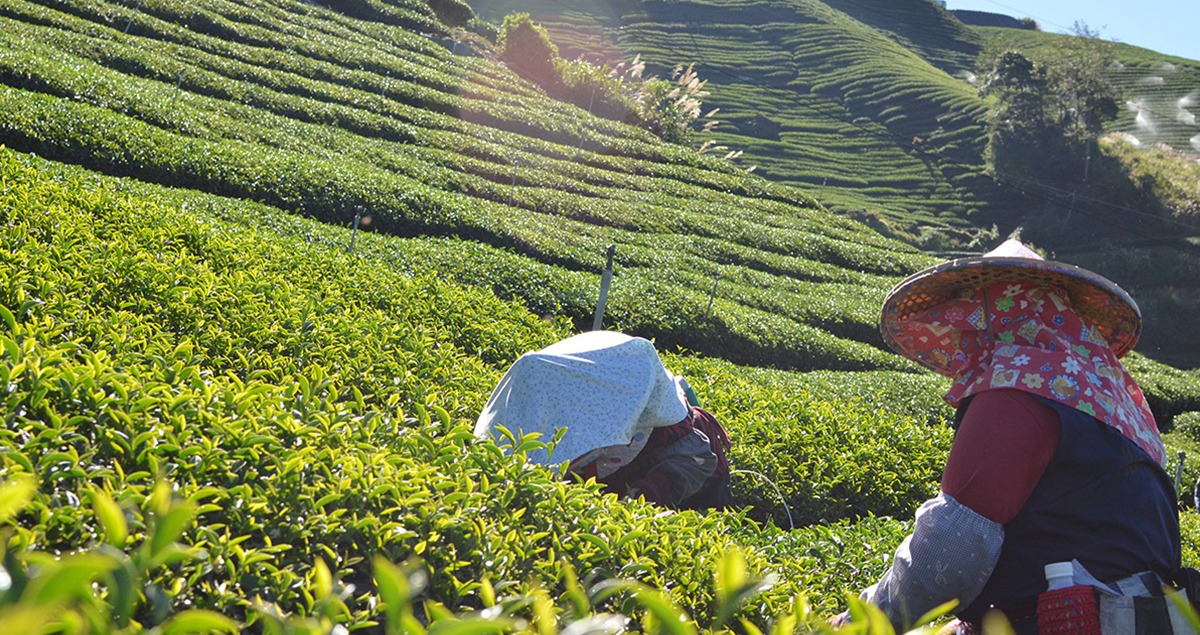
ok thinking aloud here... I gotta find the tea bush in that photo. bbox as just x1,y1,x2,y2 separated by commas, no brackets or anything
0,85,920,372
1,469,934,634
670,358,952,527
1122,353,1200,428
4,0,1200,631
0,149,966,631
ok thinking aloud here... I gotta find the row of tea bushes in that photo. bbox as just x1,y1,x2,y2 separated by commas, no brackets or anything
0,0,936,267
4,135,1199,633
0,145,931,630
0,9,922,280
1,471,928,633
0,88,913,371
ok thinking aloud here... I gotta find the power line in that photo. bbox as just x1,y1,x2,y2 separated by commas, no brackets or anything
951,0,1080,34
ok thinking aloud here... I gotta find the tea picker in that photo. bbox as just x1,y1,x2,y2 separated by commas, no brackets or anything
834,239,1194,634
474,330,732,510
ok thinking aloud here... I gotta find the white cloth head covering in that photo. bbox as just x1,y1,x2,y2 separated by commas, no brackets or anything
474,331,689,466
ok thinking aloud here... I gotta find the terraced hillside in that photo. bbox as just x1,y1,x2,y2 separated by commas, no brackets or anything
468,1,1200,236
467,0,1200,366
0,0,950,374
471,0,998,244
5,0,1200,631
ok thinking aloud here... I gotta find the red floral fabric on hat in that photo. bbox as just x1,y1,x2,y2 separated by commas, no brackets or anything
900,280,1165,464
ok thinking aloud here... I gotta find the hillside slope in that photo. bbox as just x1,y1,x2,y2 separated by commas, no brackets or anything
471,0,997,243
467,0,1200,366
5,0,1200,631
0,0,942,374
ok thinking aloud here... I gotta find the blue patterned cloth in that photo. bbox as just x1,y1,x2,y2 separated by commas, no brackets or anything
474,331,688,466
861,492,1003,630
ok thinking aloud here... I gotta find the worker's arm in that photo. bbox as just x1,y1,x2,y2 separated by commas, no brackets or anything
628,428,718,505
860,492,1003,629
857,390,1061,630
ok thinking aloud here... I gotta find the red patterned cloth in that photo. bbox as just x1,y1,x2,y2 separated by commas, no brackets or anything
898,280,1164,464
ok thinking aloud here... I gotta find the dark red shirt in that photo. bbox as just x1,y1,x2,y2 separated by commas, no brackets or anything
941,389,1062,524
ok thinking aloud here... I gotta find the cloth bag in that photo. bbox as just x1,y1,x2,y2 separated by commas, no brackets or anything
1048,561,1196,634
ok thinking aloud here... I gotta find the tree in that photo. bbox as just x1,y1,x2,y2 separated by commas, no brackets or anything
978,50,1057,177
978,24,1122,183
1046,23,1120,180
980,50,1049,133
1047,23,1120,140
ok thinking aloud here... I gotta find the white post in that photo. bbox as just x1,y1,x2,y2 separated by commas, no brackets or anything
592,245,615,331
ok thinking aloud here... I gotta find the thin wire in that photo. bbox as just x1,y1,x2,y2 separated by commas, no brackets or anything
950,0,1082,36
730,469,794,530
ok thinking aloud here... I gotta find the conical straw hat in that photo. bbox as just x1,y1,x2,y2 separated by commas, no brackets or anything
880,239,1141,376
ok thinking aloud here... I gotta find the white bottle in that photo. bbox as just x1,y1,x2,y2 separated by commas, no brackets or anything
1044,561,1074,591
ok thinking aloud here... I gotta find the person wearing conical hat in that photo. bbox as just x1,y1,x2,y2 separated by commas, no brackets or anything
836,240,1183,633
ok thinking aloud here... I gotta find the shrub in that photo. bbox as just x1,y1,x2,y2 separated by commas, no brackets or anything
424,0,474,28
0,148,951,629
318,0,442,34
1174,412,1200,445
497,13,563,93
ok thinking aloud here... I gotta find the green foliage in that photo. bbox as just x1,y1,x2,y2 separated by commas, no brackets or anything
0,144,1076,633
3,0,1200,632
0,12,922,373
668,356,952,527
497,13,562,91
1121,354,1200,427
496,15,719,146
978,50,1075,181
1,477,240,634
0,145,915,630
1045,24,1120,139
1099,137,1200,223
320,0,443,34
0,477,921,635
639,63,716,145
469,0,995,242
1182,512,1200,564
1173,412,1200,445
424,0,475,28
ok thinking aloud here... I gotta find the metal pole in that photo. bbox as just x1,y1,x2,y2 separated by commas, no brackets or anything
1175,450,1186,496
509,164,517,206
705,271,721,317
170,70,185,108
124,0,143,34
349,208,363,253
592,245,615,331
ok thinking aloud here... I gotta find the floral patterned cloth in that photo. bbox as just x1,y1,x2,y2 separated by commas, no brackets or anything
898,280,1164,464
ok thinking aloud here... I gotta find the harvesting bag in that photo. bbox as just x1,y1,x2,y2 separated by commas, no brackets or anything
474,331,689,466
1037,561,1194,634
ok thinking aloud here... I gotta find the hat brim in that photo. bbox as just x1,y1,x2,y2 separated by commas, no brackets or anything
880,256,1142,376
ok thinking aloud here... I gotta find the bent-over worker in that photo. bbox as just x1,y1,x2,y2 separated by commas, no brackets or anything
475,330,732,510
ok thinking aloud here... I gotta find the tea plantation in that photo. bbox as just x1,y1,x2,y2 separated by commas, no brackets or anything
3,0,1200,632
466,0,1200,365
